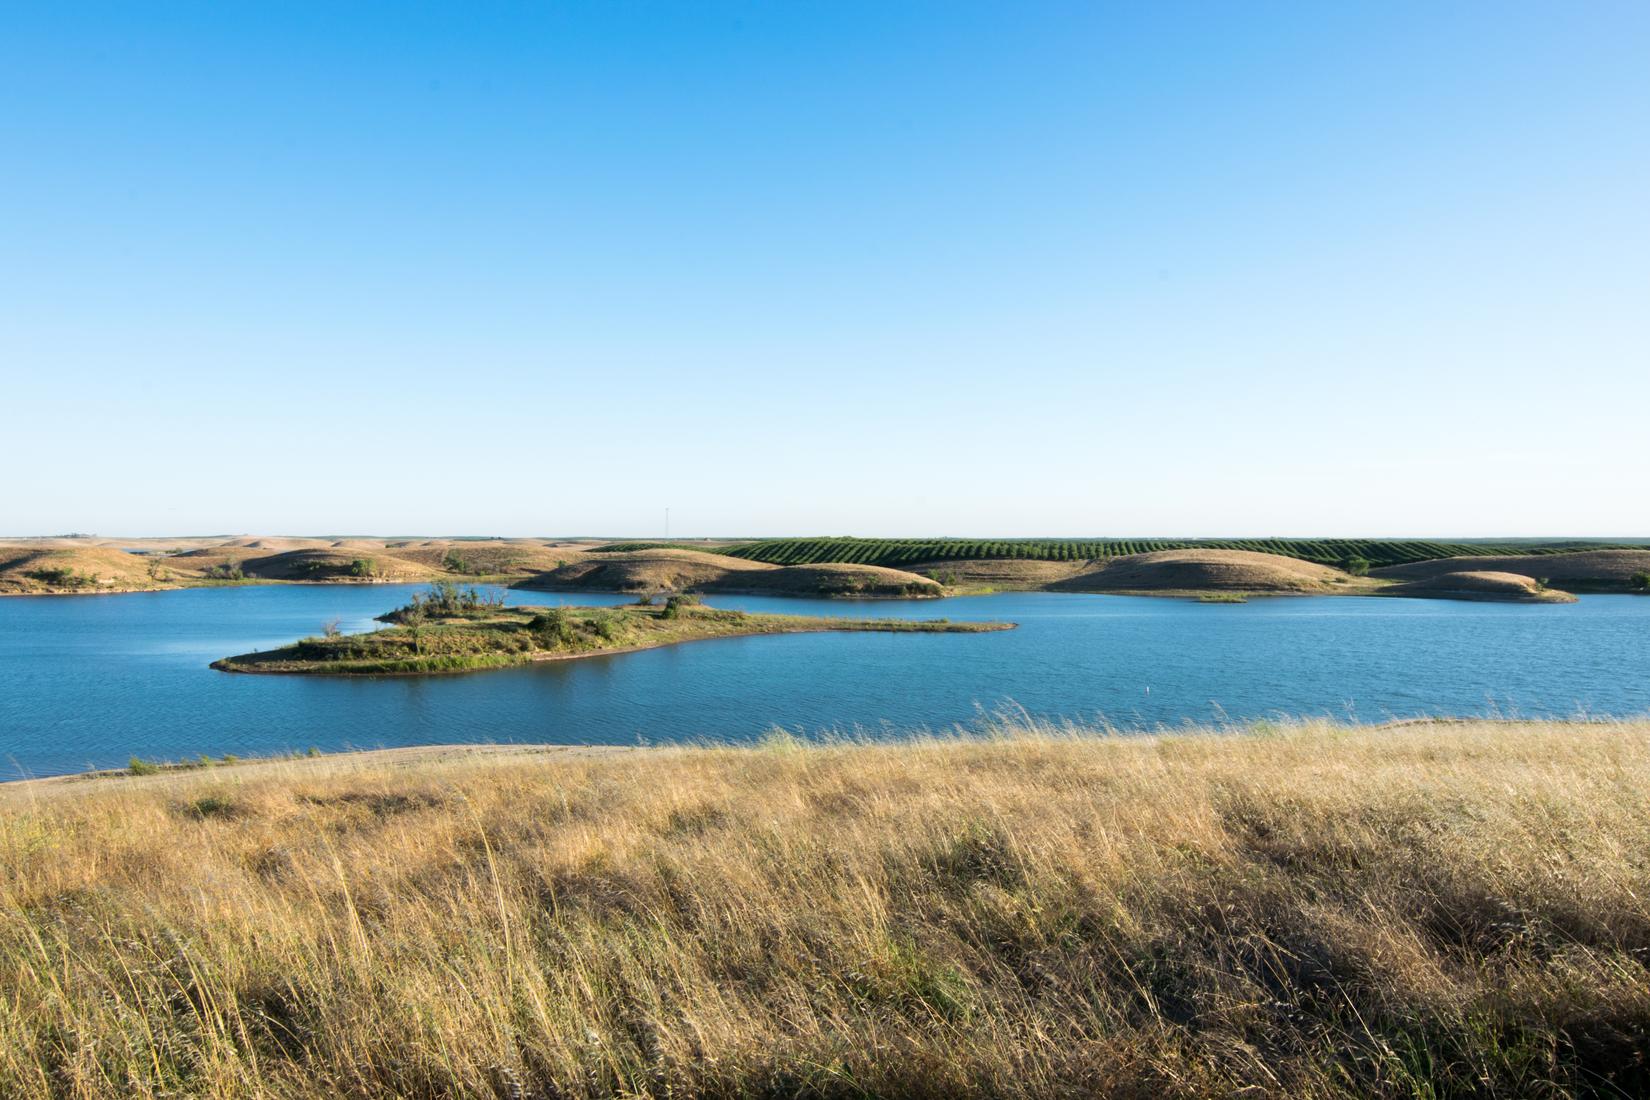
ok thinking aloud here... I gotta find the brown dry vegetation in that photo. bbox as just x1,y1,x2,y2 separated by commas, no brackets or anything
135,546,438,584
520,549,942,598
523,548,771,592
905,552,1356,596
0,541,940,599
4,720,1648,1098
381,541,576,577
911,558,1092,590
0,537,254,554
5,538,1642,601
0,547,172,594
228,538,337,552
0,539,602,595
1059,549,1356,594
229,550,443,582
1378,571,1577,603
734,562,943,598
1372,550,1650,591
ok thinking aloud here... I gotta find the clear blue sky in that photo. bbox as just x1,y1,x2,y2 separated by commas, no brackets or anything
4,2,1647,537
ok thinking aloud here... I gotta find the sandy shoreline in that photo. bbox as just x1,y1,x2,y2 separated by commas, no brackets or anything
1,743,641,793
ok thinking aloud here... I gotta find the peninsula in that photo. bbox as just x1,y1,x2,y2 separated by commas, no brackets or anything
211,589,1013,676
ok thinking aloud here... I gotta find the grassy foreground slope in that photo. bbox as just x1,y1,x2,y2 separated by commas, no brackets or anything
4,721,1648,1098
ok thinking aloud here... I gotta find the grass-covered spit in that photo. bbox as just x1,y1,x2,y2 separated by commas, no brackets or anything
212,587,1012,675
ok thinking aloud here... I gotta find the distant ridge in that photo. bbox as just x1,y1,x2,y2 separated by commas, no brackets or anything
716,537,1646,570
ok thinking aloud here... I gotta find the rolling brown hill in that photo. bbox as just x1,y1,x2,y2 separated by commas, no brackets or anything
6,536,1643,603
908,558,1090,589
226,537,335,551
1376,570,1577,603
382,540,575,576
519,549,942,597
1371,549,1650,590
1058,549,1353,593
522,549,770,592
0,547,169,593
735,562,944,598
233,549,441,582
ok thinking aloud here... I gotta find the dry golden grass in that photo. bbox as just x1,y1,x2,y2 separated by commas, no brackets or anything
229,539,338,552
0,547,168,593
383,542,577,577
4,720,1648,1098
0,537,252,553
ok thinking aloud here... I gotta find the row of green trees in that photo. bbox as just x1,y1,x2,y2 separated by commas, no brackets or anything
722,538,1612,571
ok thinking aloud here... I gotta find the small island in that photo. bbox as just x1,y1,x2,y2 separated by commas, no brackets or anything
212,585,1014,676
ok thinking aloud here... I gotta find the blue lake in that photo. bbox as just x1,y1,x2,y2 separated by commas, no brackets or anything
2,584,1648,779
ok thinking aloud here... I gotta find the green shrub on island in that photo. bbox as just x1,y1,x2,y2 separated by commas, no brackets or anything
660,593,701,620
590,611,622,642
1632,570,1650,592
395,579,504,620
528,608,575,647
26,566,98,588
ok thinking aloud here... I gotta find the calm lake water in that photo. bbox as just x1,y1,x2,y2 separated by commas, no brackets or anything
2,584,1648,779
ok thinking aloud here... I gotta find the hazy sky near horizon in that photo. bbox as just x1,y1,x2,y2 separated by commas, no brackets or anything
4,3,1647,538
